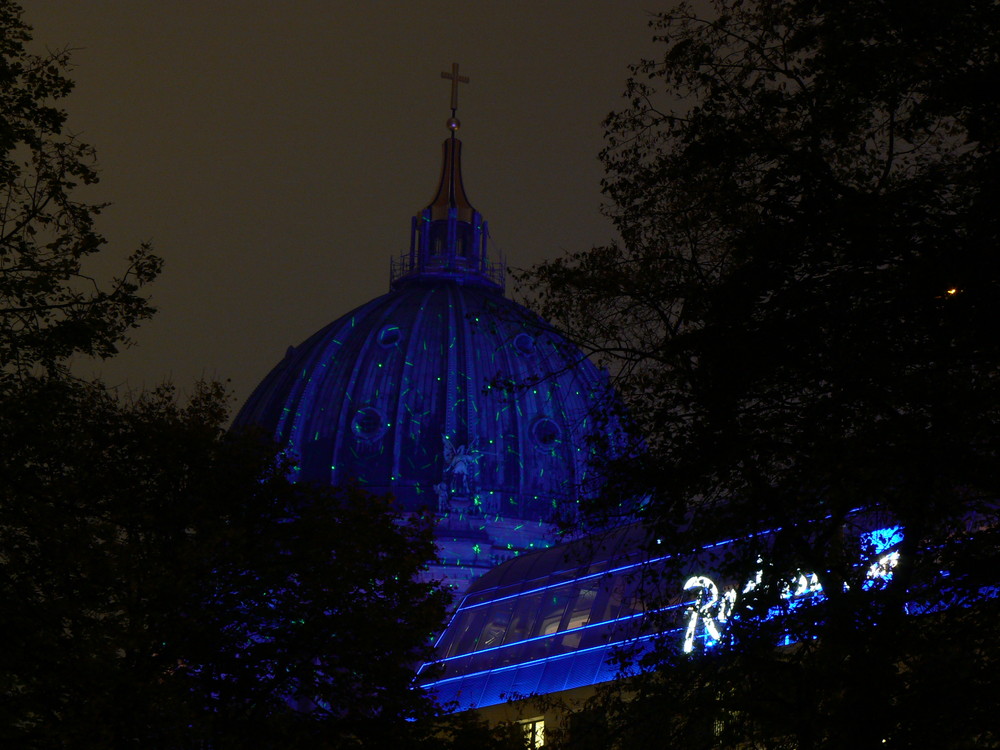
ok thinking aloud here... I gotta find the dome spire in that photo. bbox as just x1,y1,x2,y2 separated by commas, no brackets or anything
428,63,474,223
390,64,504,291
441,62,468,129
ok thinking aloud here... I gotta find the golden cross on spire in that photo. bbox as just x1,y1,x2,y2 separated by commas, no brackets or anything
441,62,469,112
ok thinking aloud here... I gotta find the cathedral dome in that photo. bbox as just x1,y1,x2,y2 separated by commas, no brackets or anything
234,89,620,587
234,276,614,530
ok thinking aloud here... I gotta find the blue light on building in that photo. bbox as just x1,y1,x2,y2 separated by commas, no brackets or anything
233,92,623,594
419,518,910,710
232,73,995,721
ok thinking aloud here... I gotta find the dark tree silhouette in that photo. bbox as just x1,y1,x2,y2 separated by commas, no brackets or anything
0,6,471,747
521,1,1000,746
0,379,454,749
0,0,159,380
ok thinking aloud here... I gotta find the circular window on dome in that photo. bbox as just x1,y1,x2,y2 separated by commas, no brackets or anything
513,332,535,356
377,324,402,348
531,417,561,448
351,406,387,441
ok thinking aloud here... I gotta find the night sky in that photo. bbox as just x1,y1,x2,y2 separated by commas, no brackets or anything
25,2,661,409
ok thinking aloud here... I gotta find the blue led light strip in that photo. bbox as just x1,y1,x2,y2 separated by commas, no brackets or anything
424,599,691,670
420,626,686,690
453,552,674,616
451,521,787,616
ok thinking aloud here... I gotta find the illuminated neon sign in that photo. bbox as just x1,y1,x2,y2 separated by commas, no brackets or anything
682,526,903,653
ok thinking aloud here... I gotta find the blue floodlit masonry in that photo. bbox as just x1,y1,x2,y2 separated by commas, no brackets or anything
233,127,623,593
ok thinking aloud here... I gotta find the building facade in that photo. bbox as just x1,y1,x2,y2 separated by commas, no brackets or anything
233,109,621,595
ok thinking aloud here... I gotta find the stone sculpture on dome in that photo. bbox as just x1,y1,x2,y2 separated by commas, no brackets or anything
442,435,483,496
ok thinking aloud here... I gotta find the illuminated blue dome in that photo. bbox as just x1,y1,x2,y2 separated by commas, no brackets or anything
235,281,612,514
234,130,620,590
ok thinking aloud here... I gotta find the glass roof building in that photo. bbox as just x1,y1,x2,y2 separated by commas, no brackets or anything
419,514,910,711
416,522,672,709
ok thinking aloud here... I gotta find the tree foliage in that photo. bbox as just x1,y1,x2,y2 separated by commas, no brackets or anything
0,5,466,747
521,0,1000,746
0,379,450,749
0,0,159,379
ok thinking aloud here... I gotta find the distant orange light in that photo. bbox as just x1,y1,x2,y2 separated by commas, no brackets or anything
946,288,958,295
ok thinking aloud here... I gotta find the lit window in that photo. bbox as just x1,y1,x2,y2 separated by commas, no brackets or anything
521,717,545,749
